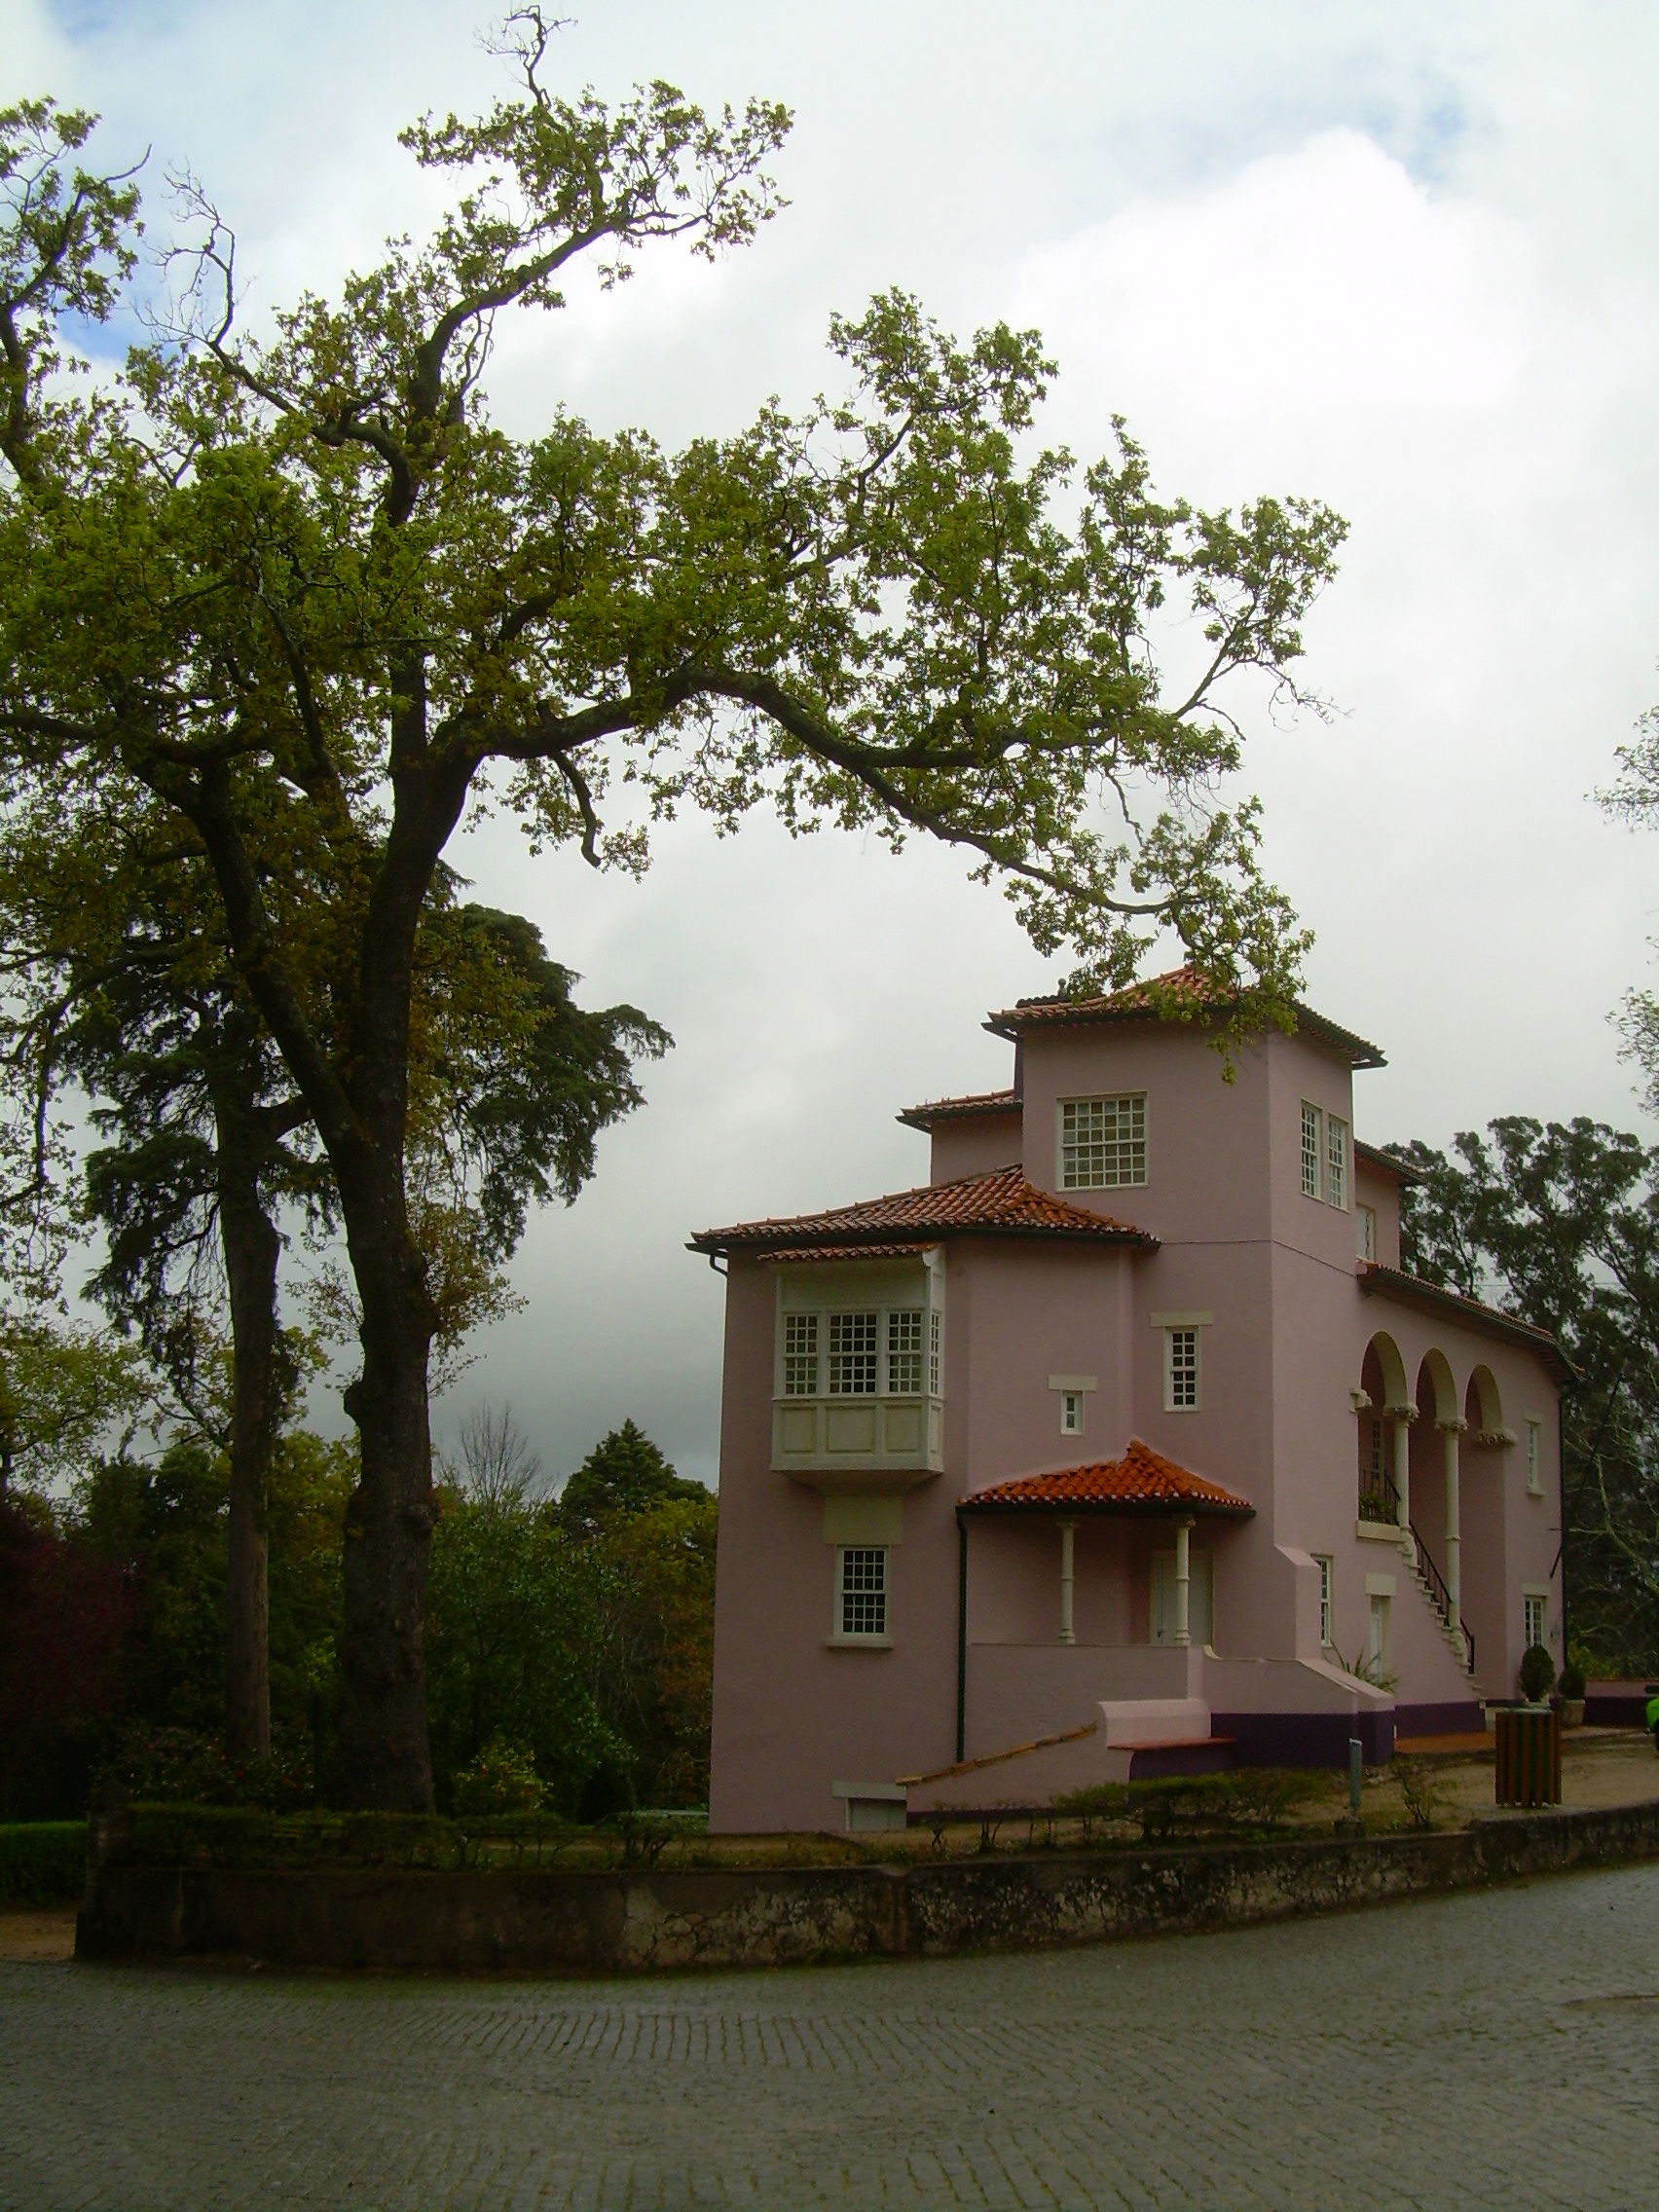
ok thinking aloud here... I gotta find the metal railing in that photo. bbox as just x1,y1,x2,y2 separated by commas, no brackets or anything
1356,1463,1476,1676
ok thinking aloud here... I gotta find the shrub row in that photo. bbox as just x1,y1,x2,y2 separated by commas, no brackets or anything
0,1821,88,1904
1052,1769,1332,1842
114,1804,701,1873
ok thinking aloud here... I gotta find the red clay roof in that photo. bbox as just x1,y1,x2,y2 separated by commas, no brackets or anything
985,964,1385,1069
962,1439,1253,1516
689,1163,1156,1255
762,1243,933,1264
1354,1139,1425,1186
896,1088,1021,1130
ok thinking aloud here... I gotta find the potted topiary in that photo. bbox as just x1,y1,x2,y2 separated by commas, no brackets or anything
1518,1642,1557,1708
1556,1658,1587,1727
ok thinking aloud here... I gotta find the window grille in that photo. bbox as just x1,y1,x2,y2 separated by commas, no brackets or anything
1326,1115,1348,1210
827,1310,878,1395
1060,1094,1147,1189
928,1309,941,1398
885,1309,924,1394
839,1547,888,1639
783,1311,819,1396
1166,1328,1199,1411
1301,1102,1322,1198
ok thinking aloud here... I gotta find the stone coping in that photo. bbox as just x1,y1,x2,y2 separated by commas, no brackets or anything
76,1794,1659,1976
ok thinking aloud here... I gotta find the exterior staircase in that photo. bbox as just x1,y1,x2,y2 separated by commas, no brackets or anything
1365,1465,1480,1686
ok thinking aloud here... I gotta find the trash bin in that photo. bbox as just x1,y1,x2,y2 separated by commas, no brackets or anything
1494,1705,1562,1806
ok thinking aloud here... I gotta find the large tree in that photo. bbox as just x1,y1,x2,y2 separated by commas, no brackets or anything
1395,1116,1659,1669
0,38,1345,1806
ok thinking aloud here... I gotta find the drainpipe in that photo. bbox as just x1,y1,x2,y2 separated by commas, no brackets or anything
955,1511,968,1764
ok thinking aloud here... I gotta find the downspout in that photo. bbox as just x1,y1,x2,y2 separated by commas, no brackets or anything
955,1510,968,1764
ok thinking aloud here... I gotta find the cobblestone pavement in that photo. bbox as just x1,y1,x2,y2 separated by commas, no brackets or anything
8,1866,1659,2212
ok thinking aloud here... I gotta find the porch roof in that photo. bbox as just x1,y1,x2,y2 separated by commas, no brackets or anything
959,1439,1254,1519
689,1162,1157,1256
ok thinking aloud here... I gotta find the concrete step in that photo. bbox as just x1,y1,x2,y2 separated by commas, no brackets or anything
1103,1736,1236,1782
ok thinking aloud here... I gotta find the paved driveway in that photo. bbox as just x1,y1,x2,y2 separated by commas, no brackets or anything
6,1865,1659,2211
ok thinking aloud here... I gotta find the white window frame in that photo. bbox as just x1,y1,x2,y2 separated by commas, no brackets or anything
1163,1326,1200,1413
781,1305,932,1400
1301,1101,1322,1199
1059,1390,1084,1436
1523,1590,1547,1649
1313,1555,1334,1646
1057,1093,1147,1191
1525,1417,1543,1496
1300,1100,1350,1211
833,1545,891,1645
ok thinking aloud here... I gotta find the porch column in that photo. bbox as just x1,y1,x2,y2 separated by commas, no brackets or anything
1384,1402,1416,1534
1172,1515,1194,1647
1438,1417,1466,1655
1058,1519,1076,1645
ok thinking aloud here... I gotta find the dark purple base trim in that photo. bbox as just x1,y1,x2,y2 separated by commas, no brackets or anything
1123,1740,1235,1780
1211,1711,1395,1768
1586,1694,1651,1727
1394,1701,1486,1740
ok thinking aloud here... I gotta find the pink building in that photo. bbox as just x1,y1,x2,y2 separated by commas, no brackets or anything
691,970,1569,1834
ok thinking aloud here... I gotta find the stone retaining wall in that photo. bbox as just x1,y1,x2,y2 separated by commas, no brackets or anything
77,1796,1659,1975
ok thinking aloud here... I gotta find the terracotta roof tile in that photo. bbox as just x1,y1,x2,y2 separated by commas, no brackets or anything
985,964,1386,1070
962,1439,1252,1516
762,1243,932,1264
690,1163,1156,1255
896,1088,1021,1130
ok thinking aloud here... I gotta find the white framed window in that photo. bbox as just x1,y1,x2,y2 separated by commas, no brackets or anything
1314,1555,1334,1645
1059,1093,1147,1189
1525,1417,1543,1496
1356,1203,1377,1262
786,1306,932,1399
1301,1101,1322,1198
1326,1115,1349,1211
783,1311,820,1397
1368,1593,1390,1671
1524,1591,1546,1649
836,1546,889,1641
1060,1390,1084,1436
1164,1327,1199,1412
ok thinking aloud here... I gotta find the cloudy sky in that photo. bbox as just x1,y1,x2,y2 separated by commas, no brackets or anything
8,0,1659,1485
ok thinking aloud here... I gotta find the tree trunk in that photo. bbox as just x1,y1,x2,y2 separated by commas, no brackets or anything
216,1124,281,1765
336,1154,439,1811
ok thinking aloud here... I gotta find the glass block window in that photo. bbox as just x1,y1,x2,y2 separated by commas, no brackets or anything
783,1311,820,1396
1165,1328,1199,1411
838,1547,888,1639
827,1310,878,1395
886,1309,923,1395
1315,1556,1334,1645
1326,1116,1348,1210
1060,1094,1147,1189
1301,1102,1322,1198
928,1309,941,1398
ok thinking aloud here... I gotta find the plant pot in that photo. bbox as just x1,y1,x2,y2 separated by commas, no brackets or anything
1560,1698,1586,1728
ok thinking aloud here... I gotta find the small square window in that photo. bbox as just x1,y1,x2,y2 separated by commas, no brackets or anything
838,1547,889,1640
1060,1391,1084,1436
1165,1328,1199,1412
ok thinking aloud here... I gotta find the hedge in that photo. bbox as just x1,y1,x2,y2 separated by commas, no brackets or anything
0,1822,88,1904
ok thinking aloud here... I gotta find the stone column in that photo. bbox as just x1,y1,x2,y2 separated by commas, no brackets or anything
1058,1519,1076,1645
1384,1402,1417,1535
1173,1515,1194,1647
1438,1417,1467,1655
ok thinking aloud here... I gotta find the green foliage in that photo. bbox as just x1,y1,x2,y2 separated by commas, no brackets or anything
1392,1754,1451,1831
1558,1658,1587,1701
0,1317,149,1493
0,1819,86,1902
97,1724,310,1809
1053,1768,1327,1842
585,1489,719,1808
1519,1642,1557,1702
451,1734,546,1817
1396,1118,1659,1670
559,1419,706,1531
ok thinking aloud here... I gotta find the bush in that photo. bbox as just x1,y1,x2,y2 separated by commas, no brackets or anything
1519,1643,1557,1703
1053,1768,1327,1843
451,1735,546,1817
1558,1658,1587,1701
98,1725,311,1809
0,1821,87,1904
